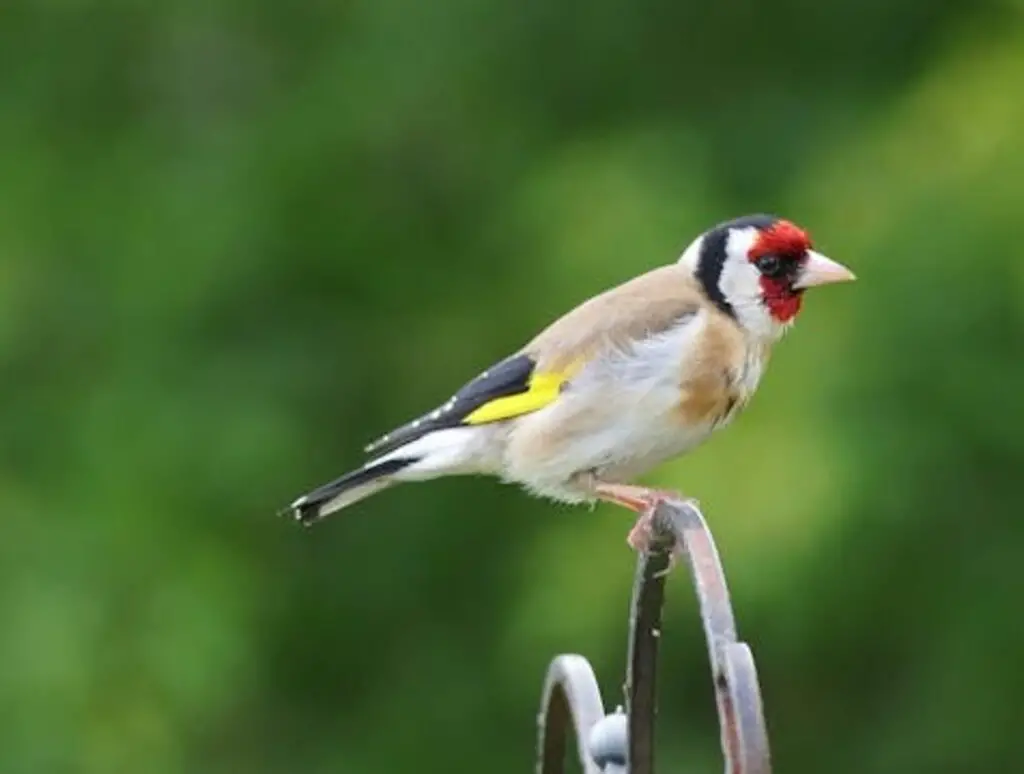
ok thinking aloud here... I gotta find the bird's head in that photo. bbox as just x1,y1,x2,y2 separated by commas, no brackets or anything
679,214,856,340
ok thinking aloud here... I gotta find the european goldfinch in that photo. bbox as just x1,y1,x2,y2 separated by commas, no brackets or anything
283,214,855,551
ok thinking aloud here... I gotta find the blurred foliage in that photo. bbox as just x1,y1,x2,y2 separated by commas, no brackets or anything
1,1,1023,772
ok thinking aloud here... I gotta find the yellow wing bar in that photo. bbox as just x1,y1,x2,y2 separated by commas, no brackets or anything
463,371,569,424
364,354,584,457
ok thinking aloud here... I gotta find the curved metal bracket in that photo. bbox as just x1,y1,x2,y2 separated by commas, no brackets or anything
535,499,772,774
536,655,607,774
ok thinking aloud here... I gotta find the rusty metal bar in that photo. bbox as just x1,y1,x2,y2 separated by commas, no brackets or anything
623,525,672,774
535,499,772,774
629,499,772,774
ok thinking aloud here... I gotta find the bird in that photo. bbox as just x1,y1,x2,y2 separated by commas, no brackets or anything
281,214,855,553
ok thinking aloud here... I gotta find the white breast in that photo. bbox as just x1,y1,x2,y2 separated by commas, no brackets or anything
503,311,759,502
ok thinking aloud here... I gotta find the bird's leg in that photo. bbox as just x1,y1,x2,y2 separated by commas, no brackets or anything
582,477,688,570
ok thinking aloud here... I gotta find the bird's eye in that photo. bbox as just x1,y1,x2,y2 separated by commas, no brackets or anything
755,255,783,277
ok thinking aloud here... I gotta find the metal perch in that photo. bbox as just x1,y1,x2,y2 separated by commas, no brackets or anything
535,499,771,774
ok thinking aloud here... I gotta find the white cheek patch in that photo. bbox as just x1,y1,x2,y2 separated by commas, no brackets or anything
718,253,762,305
720,228,763,305
722,228,785,340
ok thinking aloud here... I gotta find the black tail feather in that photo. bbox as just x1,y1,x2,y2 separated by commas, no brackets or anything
281,457,417,525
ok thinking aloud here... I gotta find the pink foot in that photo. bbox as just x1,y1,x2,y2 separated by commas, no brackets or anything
625,498,685,574
626,508,657,552
588,479,691,571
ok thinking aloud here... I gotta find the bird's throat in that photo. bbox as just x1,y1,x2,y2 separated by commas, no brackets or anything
760,278,803,323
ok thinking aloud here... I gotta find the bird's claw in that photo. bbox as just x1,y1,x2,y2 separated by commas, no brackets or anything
590,480,691,572
626,501,685,576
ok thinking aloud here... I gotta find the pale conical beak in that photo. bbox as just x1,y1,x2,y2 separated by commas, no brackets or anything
793,250,857,289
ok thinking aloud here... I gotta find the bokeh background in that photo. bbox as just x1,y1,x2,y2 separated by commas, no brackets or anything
3,1,1023,772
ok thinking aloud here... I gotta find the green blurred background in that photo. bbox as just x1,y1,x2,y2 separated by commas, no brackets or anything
2,1,1023,772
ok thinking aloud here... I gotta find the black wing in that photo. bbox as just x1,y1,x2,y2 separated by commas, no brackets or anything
363,353,537,457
